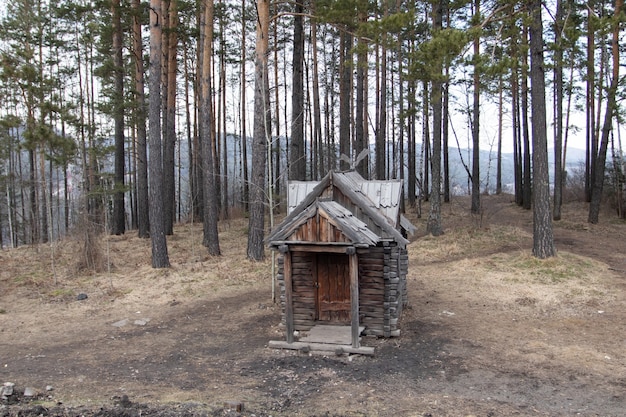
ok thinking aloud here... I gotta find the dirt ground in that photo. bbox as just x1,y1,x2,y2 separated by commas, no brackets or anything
1,195,625,417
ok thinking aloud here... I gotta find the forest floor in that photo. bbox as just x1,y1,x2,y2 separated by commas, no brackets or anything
1,194,625,417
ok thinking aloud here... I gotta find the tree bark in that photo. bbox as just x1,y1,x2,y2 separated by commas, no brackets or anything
132,0,150,238
355,15,368,178
339,30,352,171
496,72,503,195
163,0,178,235
200,0,221,255
553,0,564,221
422,80,430,201
585,0,596,202
148,0,170,268
470,0,480,214
111,0,125,235
427,0,444,236
529,0,556,258
588,0,622,224
247,0,271,261
375,19,387,180
240,0,249,210
289,2,305,181
521,25,531,211
311,8,324,179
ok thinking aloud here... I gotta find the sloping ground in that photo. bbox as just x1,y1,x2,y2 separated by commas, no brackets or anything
0,195,625,416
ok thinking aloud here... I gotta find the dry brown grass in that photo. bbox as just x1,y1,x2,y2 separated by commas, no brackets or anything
0,218,272,306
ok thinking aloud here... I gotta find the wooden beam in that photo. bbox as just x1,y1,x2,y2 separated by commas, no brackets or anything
268,340,375,356
284,251,294,344
290,244,353,253
350,252,360,348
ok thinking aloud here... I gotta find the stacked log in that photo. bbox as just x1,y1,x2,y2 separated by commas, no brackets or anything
275,241,408,338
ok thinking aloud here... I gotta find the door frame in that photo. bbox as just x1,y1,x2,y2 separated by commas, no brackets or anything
314,252,351,323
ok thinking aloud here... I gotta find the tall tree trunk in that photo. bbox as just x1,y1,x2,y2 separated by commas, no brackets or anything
442,5,450,203
190,8,204,222
219,10,229,220
529,0,556,258
247,0,271,261
111,0,125,235
355,15,368,178
588,0,622,223
470,0,480,214
273,13,281,203
182,42,198,221
427,0,444,236
553,0,564,221
422,80,430,201
162,0,177,235
339,30,352,171
585,0,596,202
521,25,532,210
240,0,249,210
289,1,305,180
510,20,523,206
311,9,324,179
376,16,387,180
148,0,170,268
29,148,39,244
200,0,221,255
407,37,417,207
496,72,503,195
443,72,450,203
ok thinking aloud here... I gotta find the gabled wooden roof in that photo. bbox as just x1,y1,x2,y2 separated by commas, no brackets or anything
268,171,411,248
266,200,381,248
287,172,402,226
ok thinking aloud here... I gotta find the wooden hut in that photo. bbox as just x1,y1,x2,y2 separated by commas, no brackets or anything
266,171,415,354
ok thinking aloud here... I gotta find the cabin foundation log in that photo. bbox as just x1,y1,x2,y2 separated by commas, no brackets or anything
268,340,375,356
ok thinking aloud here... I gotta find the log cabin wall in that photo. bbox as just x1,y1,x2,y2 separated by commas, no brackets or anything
358,243,406,337
276,252,318,331
357,247,386,335
276,242,409,337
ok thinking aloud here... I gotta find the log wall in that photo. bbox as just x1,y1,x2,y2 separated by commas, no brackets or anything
276,242,409,337
277,252,317,331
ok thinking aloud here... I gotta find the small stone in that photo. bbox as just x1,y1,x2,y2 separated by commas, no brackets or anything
224,401,244,412
45,385,54,391
117,394,132,408
76,293,88,301
23,387,35,397
112,319,129,327
134,318,150,326
1,382,14,397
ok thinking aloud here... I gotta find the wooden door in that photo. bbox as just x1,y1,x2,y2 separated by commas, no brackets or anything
316,253,351,323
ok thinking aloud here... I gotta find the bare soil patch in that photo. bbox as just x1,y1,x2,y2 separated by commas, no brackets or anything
1,195,625,416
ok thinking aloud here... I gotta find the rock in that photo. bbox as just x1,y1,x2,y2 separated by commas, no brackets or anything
134,318,150,326
112,319,129,327
115,394,132,408
45,385,54,391
76,293,88,301
224,401,244,412
1,382,14,398
23,387,35,397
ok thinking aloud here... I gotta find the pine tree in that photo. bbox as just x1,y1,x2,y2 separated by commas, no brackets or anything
247,0,271,261
529,0,556,258
148,0,170,268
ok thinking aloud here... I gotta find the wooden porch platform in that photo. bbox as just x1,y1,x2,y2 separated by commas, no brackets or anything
268,325,375,355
